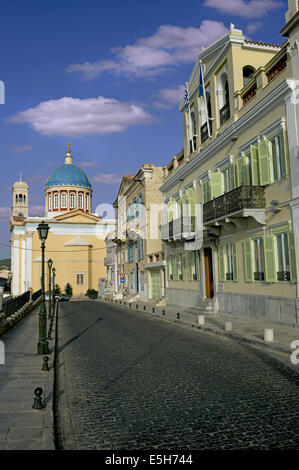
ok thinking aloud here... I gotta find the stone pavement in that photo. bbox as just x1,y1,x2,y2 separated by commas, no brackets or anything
0,306,55,450
101,298,299,357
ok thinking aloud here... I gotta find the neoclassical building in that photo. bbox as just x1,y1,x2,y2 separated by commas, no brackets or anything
10,144,115,297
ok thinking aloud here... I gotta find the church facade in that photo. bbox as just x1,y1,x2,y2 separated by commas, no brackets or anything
10,144,115,297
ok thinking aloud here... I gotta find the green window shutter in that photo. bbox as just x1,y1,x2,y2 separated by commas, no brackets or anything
232,243,238,282
181,253,185,281
250,145,259,186
187,187,195,216
264,235,277,282
236,155,248,187
202,180,210,203
188,252,192,281
218,245,225,282
167,201,173,222
210,172,224,199
196,251,201,281
288,231,297,282
230,165,235,190
280,131,288,178
243,239,253,282
258,139,273,185
167,256,171,281
182,191,188,217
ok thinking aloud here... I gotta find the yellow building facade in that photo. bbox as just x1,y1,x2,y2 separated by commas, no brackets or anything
10,145,115,297
161,2,299,324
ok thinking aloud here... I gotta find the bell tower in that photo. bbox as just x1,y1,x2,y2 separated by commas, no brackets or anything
12,174,29,218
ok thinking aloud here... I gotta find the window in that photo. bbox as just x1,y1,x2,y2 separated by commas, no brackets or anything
76,273,84,285
219,243,237,282
128,241,133,262
276,233,290,281
48,194,52,210
168,255,173,280
61,192,67,209
190,110,197,152
54,193,59,209
137,193,143,218
177,253,184,280
130,272,133,290
243,66,255,87
217,71,230,126
137,238,143,260
189,251,200,281
253,238,265,281
222,165,235,193
86,194,89,211
270,134,287,181
78,193,83,209
70,192,76,209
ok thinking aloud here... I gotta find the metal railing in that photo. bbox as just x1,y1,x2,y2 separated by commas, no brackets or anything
3,291,30,318
200,121,212,143
203,185,266,223
219,102,230,126
32,289,42,302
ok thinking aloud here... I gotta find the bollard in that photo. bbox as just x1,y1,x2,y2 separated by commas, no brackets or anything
144,306,146,311
264,328,274,342
177,312,180,320
124,301,126,306
162,310,165,316
198,315,205,325
32,387,44,410
152,307,155,313
136,304,138,310
42,356,49,372
129,303,131,308
224,321,232,331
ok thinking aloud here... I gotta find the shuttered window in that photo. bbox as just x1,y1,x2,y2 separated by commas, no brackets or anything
219,243,238,281
202,179,211,203
258,139,273,185
210,171,224,199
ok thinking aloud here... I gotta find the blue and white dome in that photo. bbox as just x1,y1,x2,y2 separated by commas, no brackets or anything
46,144,91,189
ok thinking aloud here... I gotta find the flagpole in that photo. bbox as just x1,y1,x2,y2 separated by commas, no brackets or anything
199,60,211,138
185,82,194,153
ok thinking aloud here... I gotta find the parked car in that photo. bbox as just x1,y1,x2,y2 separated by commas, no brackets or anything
58,295,70,302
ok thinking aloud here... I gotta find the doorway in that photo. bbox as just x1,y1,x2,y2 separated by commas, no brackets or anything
204,247,214,299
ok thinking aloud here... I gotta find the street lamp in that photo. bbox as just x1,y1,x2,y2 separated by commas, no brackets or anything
37,221,50,355
47,258,53,319
52,267,56,316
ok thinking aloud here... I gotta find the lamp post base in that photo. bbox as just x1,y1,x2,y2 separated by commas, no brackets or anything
37,341,49,355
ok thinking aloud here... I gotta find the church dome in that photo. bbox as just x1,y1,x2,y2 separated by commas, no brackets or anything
45,143,92,189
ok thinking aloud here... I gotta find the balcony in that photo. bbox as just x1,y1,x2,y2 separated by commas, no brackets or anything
203,185,266,226
161,216,196,242
242,82,257,106
200,121,213,143
219,102,230,126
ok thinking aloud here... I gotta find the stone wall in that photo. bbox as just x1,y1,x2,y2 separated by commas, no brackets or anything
0,297,41,336
217,292,299,325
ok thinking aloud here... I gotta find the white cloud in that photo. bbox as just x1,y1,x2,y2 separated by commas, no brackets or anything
67,21,228,80
153,85,185,109
0,207,11,221
93,173,122,184
9,144,33,153
6,96,153,137
29,205,45,216
246,22,264,34
204,0,283,18
79,160,97,168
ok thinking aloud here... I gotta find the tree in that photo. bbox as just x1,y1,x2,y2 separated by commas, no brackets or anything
54,284,61,295
65,283,73,298
86,288,98,299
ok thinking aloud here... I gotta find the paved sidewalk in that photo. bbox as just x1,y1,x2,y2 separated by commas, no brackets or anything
100,298,299,357
0,306,55,450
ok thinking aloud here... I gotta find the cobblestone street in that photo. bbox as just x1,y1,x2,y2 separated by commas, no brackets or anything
56,300,299,450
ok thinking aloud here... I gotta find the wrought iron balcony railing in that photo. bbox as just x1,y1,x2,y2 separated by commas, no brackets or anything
161,216,196,241
203,185,266,224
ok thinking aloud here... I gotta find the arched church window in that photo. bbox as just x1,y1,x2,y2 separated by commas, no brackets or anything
78,193,83,209
23,195,26,203
54,193,59,209
86,194,89,211
48,194,52,210
61,192,67,209
16,195,18,203
70,192,76,209
19,194,23,202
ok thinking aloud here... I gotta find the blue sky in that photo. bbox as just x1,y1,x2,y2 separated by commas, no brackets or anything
0,0,287,257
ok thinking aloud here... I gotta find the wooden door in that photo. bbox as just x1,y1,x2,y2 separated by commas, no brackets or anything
204,248,214,298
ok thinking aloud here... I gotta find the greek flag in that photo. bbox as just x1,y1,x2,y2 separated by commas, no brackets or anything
184,83,189,111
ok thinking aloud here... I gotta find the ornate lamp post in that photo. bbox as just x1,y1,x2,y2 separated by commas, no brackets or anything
52,267,56,316
47,258,53,319
37,221,50,355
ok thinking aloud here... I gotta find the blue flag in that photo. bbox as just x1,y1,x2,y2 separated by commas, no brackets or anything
184,84,189,111
199,62,204,97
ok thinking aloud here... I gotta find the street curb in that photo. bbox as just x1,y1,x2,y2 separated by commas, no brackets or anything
99,299,291,357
